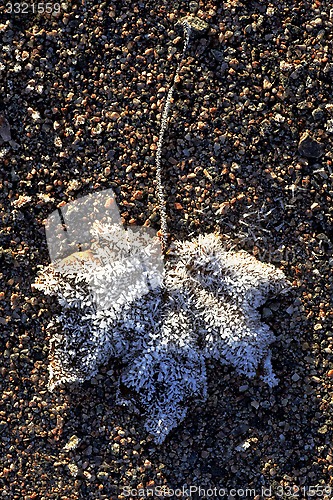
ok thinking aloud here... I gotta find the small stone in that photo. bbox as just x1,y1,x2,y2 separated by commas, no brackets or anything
0,114,11,142
180,16,209,36
232,424,249,437
224,30,234,39
211,49,224,62
312,108,324,121
297,100,310,110
263,77,272,90
173,36,182,45
239,384,249,392
298,132,324,158
291,373,300,382
111,443,120,453
63,434,81,451
326,119,333,134
189,1,199,14
12,195,32,208
216,201,230,215
310,17,322,27
110,112,120,121
201,450,209,458
133,190,143,200
67,463,79,477
327,369,333,378
323,62,333,74
97,471,109,480
10,293,19,308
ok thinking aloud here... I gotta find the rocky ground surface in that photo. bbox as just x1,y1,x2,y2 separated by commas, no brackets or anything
1,0,333,499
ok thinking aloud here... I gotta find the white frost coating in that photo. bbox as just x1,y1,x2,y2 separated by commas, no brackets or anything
35,229,289,444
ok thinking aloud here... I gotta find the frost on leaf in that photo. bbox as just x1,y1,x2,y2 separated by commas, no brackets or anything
34,194,289,444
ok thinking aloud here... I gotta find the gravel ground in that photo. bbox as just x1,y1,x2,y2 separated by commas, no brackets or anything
1,0,333,499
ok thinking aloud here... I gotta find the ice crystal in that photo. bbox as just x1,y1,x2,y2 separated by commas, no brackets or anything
35,225,289,444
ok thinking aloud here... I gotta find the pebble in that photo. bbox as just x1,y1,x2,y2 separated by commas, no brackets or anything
110,112,120,121
298,132,325,158
189,1,199,14
312,108,324,121
262,77,272,90
239,384,249,392
63,434,81,451
180,16,209,36
251,401,260,409
133,190,143,200
0,114,11,141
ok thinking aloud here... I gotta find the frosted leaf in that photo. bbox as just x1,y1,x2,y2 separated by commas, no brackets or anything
35,221,290,443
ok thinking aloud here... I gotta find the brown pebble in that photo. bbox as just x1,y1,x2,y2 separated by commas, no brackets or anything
10,293,19,308
110,112,120,121
216,201,230,215
173,36,182,45
133,190,143,200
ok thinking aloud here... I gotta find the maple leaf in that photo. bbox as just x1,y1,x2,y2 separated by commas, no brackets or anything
35,223,289,444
